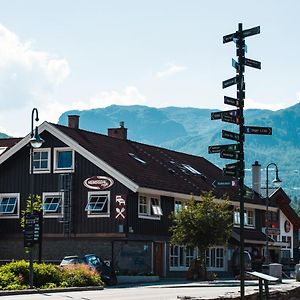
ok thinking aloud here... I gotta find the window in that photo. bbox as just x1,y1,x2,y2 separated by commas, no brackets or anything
128,153,146,164
138,195,162,219
0,193,19,218
174,199,187,214
181,164,202,175
32,148,50,173
169,245,196,270
43,193,63,217
85,191,110,217
54,147,74,173
206,247,225,271
233,208,254,227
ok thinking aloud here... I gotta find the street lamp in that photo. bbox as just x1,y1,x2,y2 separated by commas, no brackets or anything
29,108,44,288
265,163,282,265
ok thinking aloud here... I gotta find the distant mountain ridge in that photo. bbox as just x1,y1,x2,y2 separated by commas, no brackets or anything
56,102,300,202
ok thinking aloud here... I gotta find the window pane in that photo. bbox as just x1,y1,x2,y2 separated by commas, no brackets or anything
0,197,17,214
85,194,109,214
41,152,48,159
57,151,73,169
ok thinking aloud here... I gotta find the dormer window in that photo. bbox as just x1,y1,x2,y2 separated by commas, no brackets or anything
32,148,51,173
138,195,162,220
128,153,146,164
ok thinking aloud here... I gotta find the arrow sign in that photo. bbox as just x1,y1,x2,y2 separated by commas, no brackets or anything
220,150,240,160
211,109,238,120
222,130,243,142
223,32,236,44
221,114,240,125
242,26,260,38
208,144,240,154
225,162,239,170
232,58,239,70
224,96,242,107
212,179,237,188
244,126,272,135
244,58,261,69
222,76,237,89
223,168,239,177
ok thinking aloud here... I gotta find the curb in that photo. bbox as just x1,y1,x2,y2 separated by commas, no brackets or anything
0,286,103,296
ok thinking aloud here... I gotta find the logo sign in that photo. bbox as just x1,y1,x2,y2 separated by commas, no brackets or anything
242,26,260,38
212,180,237,188
284,220,291,233
244,58,261,69
224,96,241,107
244,126,272,135
223,76,238,89
83,176,114,190
115,195,126,220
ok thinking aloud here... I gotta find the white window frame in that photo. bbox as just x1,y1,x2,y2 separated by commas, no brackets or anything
169,245,196,271
174,199,187,214
0,147,7,155
0,193,20,219
233,208,255,228
206,247,226,271
53,147,75,173
85,191,110,218
138,195,162,220
31,148,51,174
42,192,63,218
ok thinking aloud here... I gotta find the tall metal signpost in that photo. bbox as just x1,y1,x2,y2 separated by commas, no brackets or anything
208,23,272,299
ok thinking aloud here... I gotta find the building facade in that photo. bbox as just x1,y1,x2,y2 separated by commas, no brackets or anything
0,116,299,277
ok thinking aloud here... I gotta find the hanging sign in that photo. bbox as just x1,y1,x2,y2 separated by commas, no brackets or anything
83,176,114,190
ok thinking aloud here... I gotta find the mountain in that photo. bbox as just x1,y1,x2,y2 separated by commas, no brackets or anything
0,133,9,138
58,103,300,202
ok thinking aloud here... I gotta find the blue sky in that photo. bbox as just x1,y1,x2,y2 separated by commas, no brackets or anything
0,0,299,136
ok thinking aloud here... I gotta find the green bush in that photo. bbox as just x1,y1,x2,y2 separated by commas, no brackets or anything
0,260,103,290
60,264,102,287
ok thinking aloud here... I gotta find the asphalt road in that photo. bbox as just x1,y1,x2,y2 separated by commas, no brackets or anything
1,280,300,300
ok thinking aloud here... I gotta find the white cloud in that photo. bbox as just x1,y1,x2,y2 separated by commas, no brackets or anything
0,24,70,136
244,98,287,111
156,63,186,79
73,86,147,110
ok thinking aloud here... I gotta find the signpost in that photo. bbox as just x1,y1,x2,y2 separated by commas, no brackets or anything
209,23,267,299
24,212,41,248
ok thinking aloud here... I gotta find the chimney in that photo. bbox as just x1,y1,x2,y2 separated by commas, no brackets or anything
107,121,127,140
68,115,80,129
252,161,261,194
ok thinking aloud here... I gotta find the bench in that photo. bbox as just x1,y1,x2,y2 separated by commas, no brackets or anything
246,271,279,300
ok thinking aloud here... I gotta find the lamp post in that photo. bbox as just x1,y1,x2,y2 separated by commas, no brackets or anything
28,108,44,289
265,163,281,265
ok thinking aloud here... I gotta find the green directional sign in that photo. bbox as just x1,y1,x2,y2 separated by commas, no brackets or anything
244,126,272,135
222,130,242,142
211,109,238,120
244,58,261,69
224,96,242,107
220,150,241,160
242,26,260,38
221,114,240,125
222,76,238,89
208,144,240,154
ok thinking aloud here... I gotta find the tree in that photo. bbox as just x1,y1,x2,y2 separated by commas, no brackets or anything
169,191,233,279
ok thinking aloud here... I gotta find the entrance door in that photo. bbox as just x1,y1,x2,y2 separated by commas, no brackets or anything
154,242,164,277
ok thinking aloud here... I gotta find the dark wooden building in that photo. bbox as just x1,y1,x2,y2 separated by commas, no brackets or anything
0,116,299,277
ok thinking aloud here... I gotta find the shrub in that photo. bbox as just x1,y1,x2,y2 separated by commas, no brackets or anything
33,263,62,288
60,264,102,287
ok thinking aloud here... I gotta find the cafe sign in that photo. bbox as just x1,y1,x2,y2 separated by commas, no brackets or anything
83,176,114,190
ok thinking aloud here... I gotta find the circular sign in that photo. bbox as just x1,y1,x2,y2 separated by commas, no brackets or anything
284,220,291,233
83,176,114,190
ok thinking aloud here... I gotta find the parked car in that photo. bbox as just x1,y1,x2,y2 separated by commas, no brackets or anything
60,254,117,285
231,250,252,276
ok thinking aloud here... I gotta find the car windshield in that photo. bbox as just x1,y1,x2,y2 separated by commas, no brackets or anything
61,257,84,265
85,255,102,267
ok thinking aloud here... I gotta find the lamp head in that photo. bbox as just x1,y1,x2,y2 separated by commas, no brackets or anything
30,126,44,148
272,169,282,187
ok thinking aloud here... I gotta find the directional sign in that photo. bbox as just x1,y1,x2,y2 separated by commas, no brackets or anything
222,130,243,142
212,179,237,188
244,58,261,69
208,144,240,154
224,96,241,107
221,114,240,125
24,212,41,248
232,58,239,70
211,109,238,120
244,126,272,135
220,150,240,160
242,26,260,38
225,162,239,170
223,32,235,44
223,168,239,177
222,76,237,89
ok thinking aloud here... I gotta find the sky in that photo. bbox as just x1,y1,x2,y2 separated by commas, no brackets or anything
0,0,300,136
